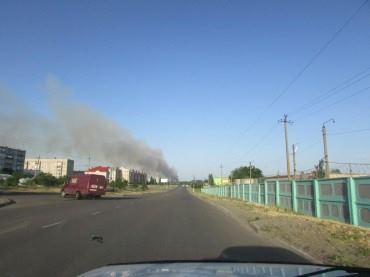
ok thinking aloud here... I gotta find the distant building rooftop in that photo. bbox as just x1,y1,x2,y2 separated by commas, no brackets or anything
87,166,109,172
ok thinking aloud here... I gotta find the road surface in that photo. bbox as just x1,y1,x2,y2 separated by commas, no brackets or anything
0,186,308,276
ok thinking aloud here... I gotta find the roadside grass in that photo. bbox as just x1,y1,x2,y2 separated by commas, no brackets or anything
194,192,370,268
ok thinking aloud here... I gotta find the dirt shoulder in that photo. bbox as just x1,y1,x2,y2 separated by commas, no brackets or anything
193,192,370,268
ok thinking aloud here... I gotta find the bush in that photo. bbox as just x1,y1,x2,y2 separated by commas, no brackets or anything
33,173,59,187
109,179,128,190
5,176,18,186
140,184,148,191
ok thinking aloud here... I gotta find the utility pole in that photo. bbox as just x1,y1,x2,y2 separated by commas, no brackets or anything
322,119,335,178
292,144,297,180
278,114,293,180
88,154,91,170
249,161,252,184
220,164,223,185
36,154,41,176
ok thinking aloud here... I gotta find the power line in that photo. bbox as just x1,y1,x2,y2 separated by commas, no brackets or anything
224,0,367,156
329,128,370,136
291,67,370,116
296,86,370,120
266,0,368,112
234,124,278,162
330,161,370,166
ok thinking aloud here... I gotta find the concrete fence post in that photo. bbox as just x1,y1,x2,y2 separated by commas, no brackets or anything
292,180,297,212
242,184,245,201
313,179,321,218
276,180,280,206
258,184,261,204
347,177,358,226
249,183,252,202
264,180,268,205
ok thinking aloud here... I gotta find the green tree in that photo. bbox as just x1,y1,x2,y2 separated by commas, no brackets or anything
208,174,215,186
315,159,325,178
230,166,263,180
331,168,341,174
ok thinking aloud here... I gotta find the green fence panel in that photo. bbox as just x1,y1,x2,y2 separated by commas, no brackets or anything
317,178,350,223
353,177,370,227
201,176,370,228
259,183,265,204
296,180,315,216
251,184,259,203
279,181,292,210
266,181,277,205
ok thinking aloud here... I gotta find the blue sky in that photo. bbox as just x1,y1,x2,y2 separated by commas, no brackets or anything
1,0,370,180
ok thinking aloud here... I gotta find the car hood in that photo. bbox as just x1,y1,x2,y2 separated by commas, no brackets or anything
79,262,355,277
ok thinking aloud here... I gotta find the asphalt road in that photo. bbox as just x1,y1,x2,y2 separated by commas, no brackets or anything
0,186,308,276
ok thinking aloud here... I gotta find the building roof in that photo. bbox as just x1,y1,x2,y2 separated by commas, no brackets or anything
87,166,109,172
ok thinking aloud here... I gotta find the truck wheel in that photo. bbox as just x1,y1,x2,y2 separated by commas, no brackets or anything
61,191,66,198
95,195,101,199
75,191,81,200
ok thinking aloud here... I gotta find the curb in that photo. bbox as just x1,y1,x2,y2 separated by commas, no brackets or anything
0,198,16,208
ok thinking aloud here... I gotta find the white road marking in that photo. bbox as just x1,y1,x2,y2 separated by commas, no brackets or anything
91,211,101,215
41,221,64,229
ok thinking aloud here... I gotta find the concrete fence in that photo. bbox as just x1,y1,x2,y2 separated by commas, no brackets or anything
201,176,370,228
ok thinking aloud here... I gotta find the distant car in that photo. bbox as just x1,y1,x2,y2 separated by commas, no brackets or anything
61,174,106,199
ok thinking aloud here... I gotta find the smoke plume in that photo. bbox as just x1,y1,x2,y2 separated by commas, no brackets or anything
0,78,177,179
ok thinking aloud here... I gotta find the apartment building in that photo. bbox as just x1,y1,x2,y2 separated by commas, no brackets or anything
0,146,26,173
108,167,122,182
120,167,147,184
24,158,74,177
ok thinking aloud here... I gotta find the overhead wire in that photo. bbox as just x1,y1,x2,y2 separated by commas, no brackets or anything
223,0,368,165
295,86,370,120
329,128,370,136
291,68,370,116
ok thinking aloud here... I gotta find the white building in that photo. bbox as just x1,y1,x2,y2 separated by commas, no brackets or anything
108,167,121,182
24,158,74,177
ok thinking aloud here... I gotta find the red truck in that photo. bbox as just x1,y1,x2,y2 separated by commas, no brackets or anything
61,174,107,199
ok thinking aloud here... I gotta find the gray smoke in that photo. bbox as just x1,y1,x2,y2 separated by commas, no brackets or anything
0,78,177,179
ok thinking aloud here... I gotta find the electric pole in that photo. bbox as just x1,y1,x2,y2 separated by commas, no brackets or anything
278,114,293,180
292,144,297,180
88,154,91,170
249,161,252,184
322,119,335,178
36,154,41,176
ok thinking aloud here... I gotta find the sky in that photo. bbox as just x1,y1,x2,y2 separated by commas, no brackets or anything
1,0,370,180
